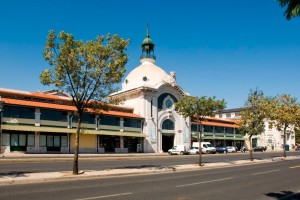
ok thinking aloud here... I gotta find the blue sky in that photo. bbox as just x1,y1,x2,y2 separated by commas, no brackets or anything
0,0,299,109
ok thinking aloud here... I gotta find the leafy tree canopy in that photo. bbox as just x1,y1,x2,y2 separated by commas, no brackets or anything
41,30,130,113
278,0,300,20
175,96,226,121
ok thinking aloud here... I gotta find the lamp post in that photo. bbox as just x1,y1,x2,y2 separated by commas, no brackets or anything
0,96,4,154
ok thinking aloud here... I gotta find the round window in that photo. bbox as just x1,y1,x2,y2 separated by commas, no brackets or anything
166,99,173,109
143,76,148,81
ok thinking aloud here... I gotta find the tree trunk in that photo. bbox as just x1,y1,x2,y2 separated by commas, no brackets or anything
73,115,82,175
249,135,253,161
198,124,203,166
283,125,287,158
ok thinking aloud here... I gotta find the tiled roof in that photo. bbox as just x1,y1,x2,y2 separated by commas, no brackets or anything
2,98,143,119
192,117,239,128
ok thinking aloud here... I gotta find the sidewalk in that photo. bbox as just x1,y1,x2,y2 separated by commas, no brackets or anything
0,154,299,185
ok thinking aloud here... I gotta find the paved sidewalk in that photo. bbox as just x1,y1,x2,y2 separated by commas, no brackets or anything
0,155,299,185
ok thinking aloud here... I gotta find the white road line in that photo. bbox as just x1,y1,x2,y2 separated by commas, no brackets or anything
252,169,281,175
289,165,300,169
74,192,133,200
176,177,234,188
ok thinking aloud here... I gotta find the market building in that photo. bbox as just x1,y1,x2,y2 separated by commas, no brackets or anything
0,27,244,154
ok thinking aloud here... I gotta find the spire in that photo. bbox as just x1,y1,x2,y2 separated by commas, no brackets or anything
146,23,150,38
140,24,156,62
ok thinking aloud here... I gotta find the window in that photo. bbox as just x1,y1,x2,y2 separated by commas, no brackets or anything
225,127,234,134
41,134,67,147
9,133,27,146
3,105,35,119
100,116,120,126
82,114,95,124
40,135,46,147
165,99,173,109
191,124,198,132
27,134,35,146
162,119,174,130
157,93,178,110
215,126,224,133
11,134,19,146
226,113,231,118
123,118,141,128
40,109,67,122
204,125,213,133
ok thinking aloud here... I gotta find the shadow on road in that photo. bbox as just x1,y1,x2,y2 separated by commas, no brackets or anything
265,191,300,199
0,171,32,178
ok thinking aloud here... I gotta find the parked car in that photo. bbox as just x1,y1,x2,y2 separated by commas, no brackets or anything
168,145,189,155
192,142,216,154
296,146,300,151
226,146,236,153
188,147,199,154
253,146,266,152
216,146,228,153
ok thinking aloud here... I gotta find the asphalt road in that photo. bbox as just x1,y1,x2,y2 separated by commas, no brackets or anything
0,151,299,174
0,159,299,200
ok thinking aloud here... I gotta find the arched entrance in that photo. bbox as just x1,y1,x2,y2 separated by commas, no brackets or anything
161,119,175,152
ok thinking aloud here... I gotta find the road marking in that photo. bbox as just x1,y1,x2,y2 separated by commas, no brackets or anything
252,169,281,175
289,165,300,169
74,192,132,200
176,177,234,188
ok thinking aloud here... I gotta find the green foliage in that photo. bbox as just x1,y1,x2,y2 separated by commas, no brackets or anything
41,30,130,112
267,94,300,157
238,89,268,138
40,30,130,174
278,0,300,20
268,94,300,131
175,96,226,121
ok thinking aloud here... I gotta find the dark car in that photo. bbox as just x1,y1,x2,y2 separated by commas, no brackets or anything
253,146,266,152
216,146,228,153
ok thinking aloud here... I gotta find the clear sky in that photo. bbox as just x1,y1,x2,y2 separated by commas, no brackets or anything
0,0,299,109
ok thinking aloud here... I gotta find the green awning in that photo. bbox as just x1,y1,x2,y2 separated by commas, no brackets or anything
2,125,146,137
2,125,75,133
203,136,245,141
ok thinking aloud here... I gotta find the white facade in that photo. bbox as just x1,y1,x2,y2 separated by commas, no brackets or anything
216,109,296,151
109,31,190,152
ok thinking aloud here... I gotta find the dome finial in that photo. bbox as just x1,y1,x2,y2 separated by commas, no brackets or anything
141,23,156,61
146,23,150,38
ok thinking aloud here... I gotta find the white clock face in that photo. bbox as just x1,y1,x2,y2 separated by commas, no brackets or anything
166,99,173,109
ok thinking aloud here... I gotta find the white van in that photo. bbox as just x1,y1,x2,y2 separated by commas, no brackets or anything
168,145,189,155
192,142,216,154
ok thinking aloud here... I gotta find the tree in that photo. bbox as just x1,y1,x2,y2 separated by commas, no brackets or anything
40,30,130,175
175,96,226,166
268,94,300,157
238,89,268,161
278,0,300,20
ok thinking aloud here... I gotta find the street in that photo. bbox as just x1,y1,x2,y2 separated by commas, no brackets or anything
0,159,299,200
0,151,299,174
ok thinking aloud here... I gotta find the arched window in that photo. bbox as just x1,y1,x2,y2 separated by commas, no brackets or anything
162,119,175,130
157,93,178,109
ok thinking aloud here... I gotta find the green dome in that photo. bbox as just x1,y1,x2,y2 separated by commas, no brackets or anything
142,37,154,46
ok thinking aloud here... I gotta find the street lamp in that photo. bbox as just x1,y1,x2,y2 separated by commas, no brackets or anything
0,96,4,154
